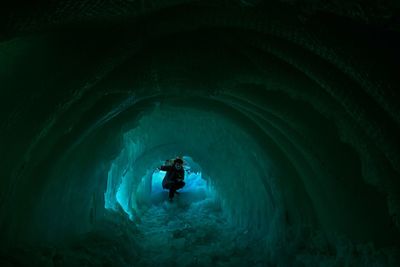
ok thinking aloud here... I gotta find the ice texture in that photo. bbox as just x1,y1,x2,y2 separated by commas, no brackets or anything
104,106,278,234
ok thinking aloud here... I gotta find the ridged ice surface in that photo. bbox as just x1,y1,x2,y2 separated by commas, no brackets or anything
135,198,265,267
1,1,400,266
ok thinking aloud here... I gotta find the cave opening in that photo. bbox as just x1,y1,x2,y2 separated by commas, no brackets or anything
149,157,212,205
99,104,275,266
1,1,400,267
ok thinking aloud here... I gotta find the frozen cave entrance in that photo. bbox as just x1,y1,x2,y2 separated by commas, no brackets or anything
104,154,217,220
101,107,274,266
103,155,266,266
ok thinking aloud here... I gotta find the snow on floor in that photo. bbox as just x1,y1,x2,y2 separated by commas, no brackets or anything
135,195,266,267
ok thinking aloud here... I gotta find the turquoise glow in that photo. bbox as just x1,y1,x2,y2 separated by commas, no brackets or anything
115,173,133,219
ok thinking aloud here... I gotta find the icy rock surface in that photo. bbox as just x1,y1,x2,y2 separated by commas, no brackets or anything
135,198,266,267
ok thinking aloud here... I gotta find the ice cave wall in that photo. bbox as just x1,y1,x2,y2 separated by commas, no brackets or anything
0,0,399,261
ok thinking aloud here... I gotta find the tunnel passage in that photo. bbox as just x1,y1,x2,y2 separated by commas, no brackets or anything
1,1,400,266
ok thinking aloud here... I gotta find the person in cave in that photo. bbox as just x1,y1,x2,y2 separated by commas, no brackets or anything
159,158,185,201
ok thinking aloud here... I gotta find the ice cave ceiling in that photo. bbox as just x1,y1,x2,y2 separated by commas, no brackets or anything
0,1,400,266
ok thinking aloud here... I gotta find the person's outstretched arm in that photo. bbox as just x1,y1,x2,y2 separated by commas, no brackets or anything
159,165,172,171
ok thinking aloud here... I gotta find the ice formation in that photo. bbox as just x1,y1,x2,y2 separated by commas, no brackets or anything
1,1,400,266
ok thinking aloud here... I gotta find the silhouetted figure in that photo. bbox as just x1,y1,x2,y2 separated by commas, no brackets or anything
159,158,185,201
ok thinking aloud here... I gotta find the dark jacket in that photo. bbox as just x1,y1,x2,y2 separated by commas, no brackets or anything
160,165,184,188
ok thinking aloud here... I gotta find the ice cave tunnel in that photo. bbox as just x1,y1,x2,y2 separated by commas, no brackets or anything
1,1,400,266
